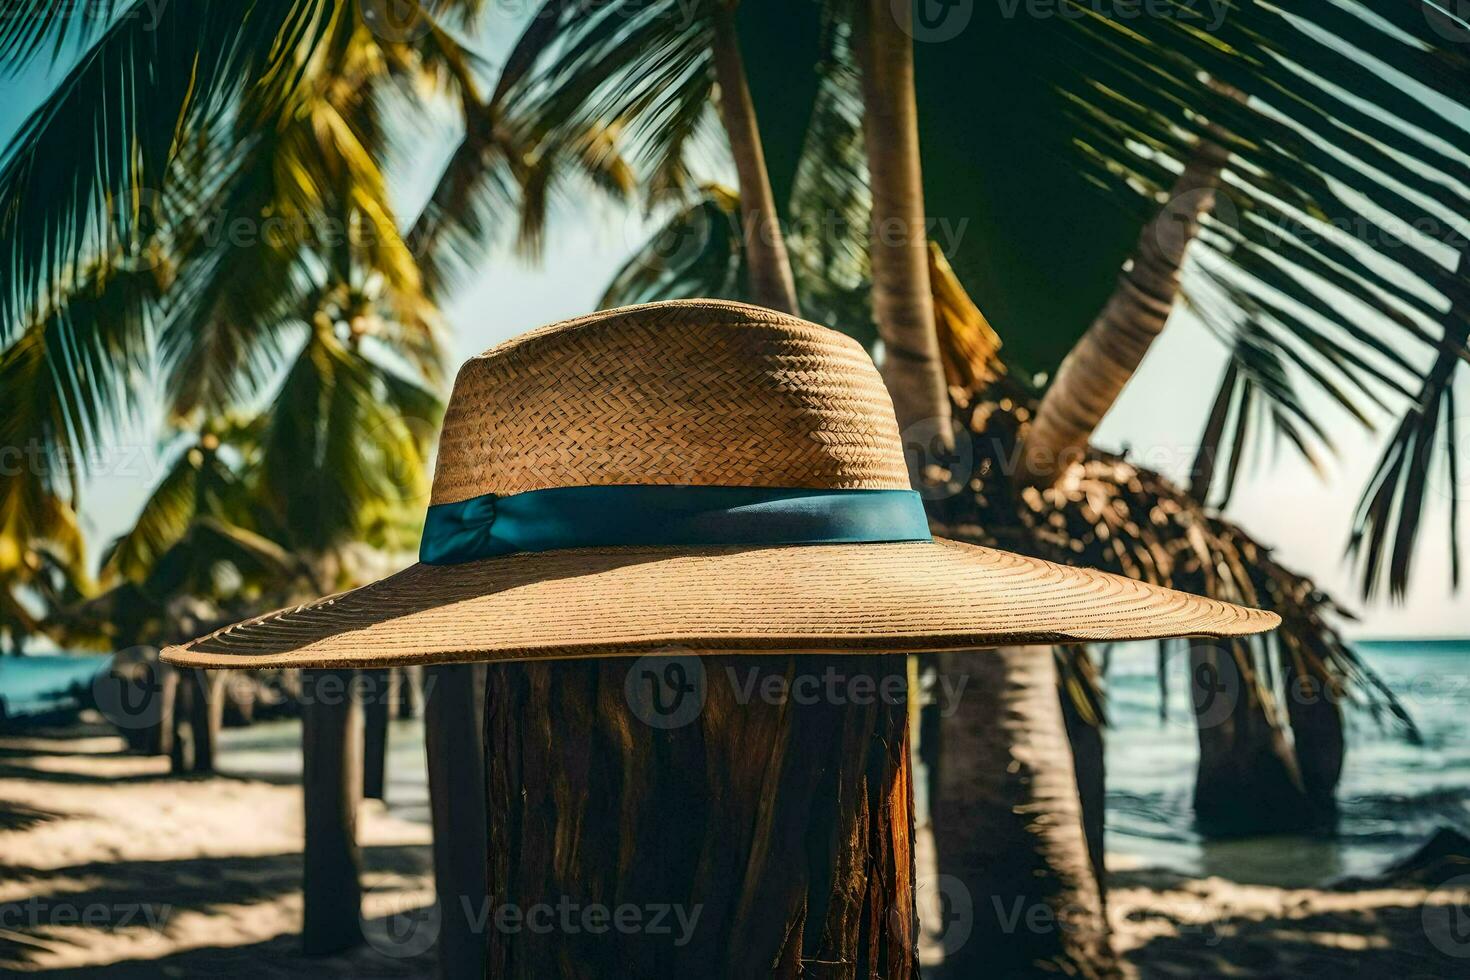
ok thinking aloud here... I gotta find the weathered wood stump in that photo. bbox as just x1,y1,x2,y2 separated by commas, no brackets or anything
481,653,918,979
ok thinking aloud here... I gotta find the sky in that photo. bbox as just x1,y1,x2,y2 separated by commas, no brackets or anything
2,8,1465,639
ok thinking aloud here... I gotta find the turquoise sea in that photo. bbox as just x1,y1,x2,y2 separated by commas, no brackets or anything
0,653,110,720
2,640,1465,886
1106,638,1470,885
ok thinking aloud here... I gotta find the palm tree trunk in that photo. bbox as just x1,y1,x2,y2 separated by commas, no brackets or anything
855,7,1112,977
856,0,950,444
425,663,487,980
361,668,389,801
395,665,424,719
169,668,222,773
711,2,800,315
931,647,1118,979
301,668,364,955
1020,136,1230,487
1283,657,1343,828
481,654,918,977
1056,647,1108,913
1189,642,1315,836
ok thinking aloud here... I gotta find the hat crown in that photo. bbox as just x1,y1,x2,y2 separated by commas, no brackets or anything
430,301,911,505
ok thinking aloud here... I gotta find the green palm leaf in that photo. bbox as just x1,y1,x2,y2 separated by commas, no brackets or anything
0,0,337,334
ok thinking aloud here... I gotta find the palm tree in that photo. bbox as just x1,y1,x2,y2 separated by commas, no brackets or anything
1018,131,1230,486
587,2,1454,974
852,0,949,443
0,0,622,962
848,5,1114,976
510,0,801,312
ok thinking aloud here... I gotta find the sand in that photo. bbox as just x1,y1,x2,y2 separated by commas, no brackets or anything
0,725,435,977
3,725,1467,977
1109,860,1470,977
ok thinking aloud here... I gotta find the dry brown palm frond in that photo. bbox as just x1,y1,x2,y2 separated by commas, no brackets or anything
938,380,1418,743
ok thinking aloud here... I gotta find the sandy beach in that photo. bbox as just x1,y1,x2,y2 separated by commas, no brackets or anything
4,722,1468,977
0,724,435,977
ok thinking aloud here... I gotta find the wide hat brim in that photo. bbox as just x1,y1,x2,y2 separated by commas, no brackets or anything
161,538,1278,669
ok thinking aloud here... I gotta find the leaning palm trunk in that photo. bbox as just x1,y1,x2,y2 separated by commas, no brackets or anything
710,2,800,315
932,646,1118,979
1020,136,1230,487
481,654,917,977
855,0,950,442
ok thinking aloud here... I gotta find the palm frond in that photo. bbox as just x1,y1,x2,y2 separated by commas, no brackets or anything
0,0,133,69
940,380,1420,743
1043,0,1470,594
258,319,440,561
514,0,720,203
0,0,338,334
600,186,744,308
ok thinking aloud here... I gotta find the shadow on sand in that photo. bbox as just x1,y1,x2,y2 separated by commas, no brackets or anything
1112,865,1470,978
0,844,433,977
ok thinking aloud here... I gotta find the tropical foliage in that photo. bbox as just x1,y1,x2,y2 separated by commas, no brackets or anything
0,0,631,647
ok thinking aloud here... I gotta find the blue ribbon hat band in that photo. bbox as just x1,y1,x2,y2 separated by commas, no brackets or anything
419,484,933,566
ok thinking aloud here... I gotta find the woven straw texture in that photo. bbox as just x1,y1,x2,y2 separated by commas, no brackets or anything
163,300,1278,669
430,299,910,503
165,540,1277,669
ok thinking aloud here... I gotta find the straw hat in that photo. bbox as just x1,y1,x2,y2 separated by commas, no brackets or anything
163,300,1277,669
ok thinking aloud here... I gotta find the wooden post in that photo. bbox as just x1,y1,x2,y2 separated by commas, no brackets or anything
481,653,917,977
361,668,390,801
301,668,364,955
425,663,487,980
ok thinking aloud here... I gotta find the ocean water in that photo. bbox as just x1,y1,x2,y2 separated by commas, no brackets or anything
0,653,110,719
1105,638,1470,885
